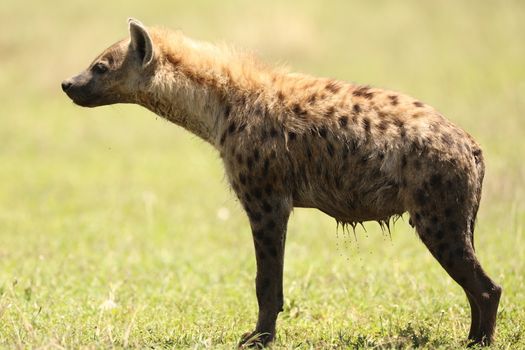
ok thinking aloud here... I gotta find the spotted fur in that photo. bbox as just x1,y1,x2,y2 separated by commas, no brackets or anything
62,19,501,348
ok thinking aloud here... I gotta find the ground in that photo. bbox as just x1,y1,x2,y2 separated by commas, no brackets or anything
0,0,524,348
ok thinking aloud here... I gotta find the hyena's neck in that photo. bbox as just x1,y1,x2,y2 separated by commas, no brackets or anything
138,47,277,146
138,73,222,143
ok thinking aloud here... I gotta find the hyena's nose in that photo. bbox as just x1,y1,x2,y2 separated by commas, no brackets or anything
61,80,72,92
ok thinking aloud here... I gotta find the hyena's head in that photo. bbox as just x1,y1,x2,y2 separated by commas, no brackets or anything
62,18,156,107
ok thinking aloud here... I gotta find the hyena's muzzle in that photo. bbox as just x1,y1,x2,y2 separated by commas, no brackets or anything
62,71,105,108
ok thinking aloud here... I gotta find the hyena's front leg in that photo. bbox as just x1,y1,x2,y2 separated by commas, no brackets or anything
239,195,292,348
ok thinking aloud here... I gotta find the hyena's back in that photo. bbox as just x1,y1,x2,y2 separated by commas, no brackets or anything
242,82,485,227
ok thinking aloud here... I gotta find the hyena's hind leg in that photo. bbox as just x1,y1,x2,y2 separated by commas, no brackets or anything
409,189,501,346
465,291,481,340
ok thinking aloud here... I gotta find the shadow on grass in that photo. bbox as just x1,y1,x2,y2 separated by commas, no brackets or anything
287,322,454,349
334,325,442,349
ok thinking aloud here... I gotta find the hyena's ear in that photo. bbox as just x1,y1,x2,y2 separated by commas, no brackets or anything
128,18,154,66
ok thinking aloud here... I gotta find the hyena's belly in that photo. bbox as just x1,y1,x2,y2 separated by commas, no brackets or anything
294,191,404,224
292,157,405,223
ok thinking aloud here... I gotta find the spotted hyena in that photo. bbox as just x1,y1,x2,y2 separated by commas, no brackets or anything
62,19,501,347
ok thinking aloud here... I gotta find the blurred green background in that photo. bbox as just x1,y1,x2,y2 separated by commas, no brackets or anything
1,1,524,348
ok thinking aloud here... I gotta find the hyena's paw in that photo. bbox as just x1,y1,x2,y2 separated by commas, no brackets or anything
238,330,274,348
467,335,491,348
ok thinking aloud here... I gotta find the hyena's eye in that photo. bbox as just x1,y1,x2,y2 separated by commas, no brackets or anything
92,62,109,74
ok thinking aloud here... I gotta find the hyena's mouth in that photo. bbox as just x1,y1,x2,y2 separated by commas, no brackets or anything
62,87,102,108
61,79,101,108
69,95,101,108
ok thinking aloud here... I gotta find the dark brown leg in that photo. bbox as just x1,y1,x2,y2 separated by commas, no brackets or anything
238,196,291,348
466,291,481,340
414,213,501,346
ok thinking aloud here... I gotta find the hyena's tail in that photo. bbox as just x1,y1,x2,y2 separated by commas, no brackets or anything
470,147,485,251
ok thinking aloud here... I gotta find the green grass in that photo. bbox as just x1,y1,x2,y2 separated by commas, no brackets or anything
1,0,524,348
